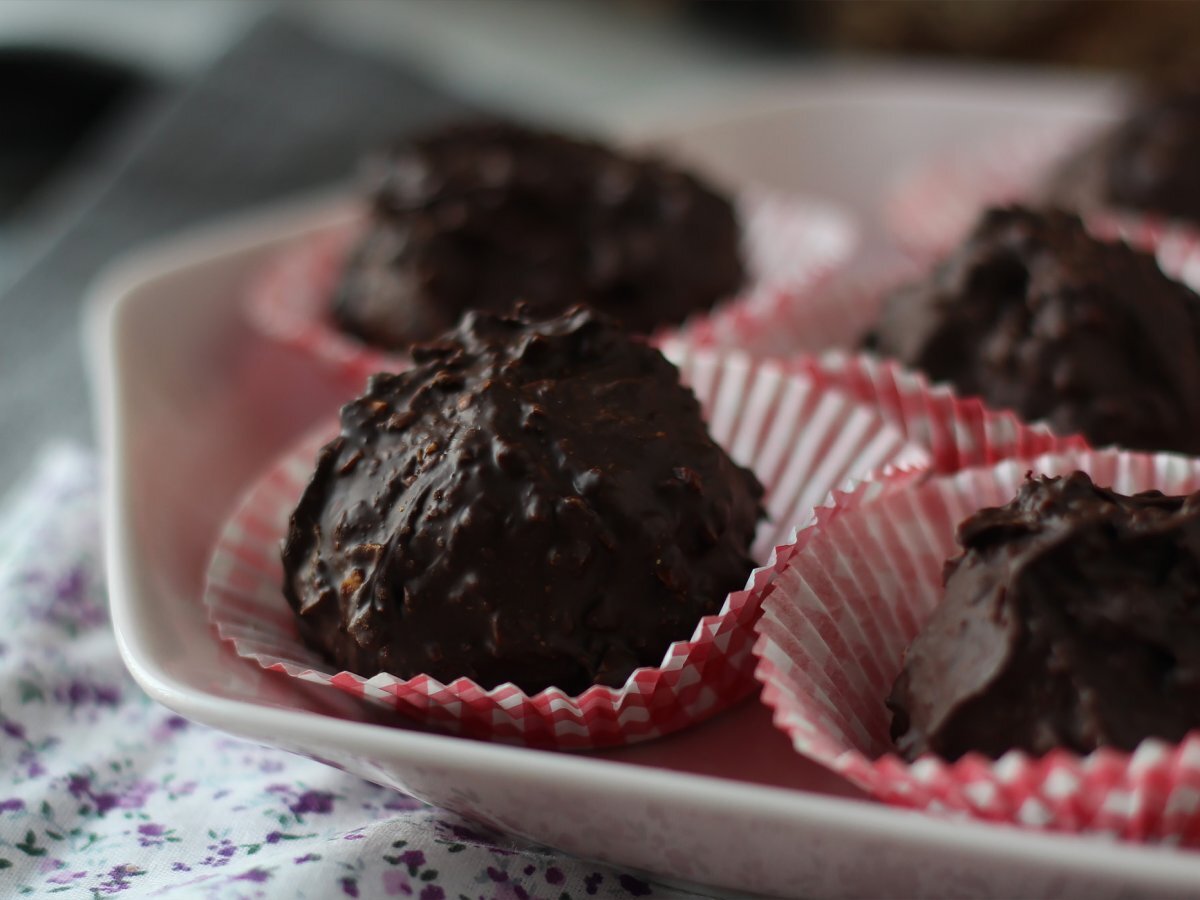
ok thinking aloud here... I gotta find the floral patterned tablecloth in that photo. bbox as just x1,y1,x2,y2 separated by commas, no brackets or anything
0,447,715,900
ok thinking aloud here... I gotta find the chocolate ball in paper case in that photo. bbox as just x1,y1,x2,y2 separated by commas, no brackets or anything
866,206,1200,454
281,304,764,696
333,120,746,349
889,470,1200,761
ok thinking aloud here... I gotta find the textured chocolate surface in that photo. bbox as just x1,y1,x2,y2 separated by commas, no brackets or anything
282,306,763,695
1048,80,1200,221
866,206,1200,453
889,471,1200,761
333,121,745,349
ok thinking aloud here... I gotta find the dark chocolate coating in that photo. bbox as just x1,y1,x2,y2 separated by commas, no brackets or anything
866,206,1200,453
1048,81,1200,222
889,471,1200,761
333,121,745,349
282,305,763,695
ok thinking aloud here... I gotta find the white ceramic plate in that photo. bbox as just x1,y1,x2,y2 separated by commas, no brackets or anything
92,74,1200,898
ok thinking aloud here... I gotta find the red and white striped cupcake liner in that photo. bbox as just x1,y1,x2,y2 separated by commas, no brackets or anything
659,330,1088,475
246,192,858,386
753,448,1200,845
204,343,928,750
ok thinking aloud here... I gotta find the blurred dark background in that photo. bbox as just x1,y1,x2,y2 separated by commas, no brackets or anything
682,0,1200,72
0,0,1195,490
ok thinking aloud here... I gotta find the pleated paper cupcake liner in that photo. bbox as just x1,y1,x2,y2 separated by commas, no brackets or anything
246,192,857,386
658,237,1090,473
204,343,927,750
659,332,1088,475
754,447,1200,844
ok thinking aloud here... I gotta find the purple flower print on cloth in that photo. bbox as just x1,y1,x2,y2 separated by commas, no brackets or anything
0,447,717,899
288,790,335,817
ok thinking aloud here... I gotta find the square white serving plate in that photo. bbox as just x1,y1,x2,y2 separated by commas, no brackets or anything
92,72,1200,898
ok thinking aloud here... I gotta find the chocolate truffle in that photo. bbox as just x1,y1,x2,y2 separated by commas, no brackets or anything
866,206,1200,453
889,471,1200,762
333,121,745,350
1047,79,1200,222
282,305,764,695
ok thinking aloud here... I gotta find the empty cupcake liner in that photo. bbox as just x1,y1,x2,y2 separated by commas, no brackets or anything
204,343,928,749
246,192,858,386
660,330,1088,475
753,447,1200,844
